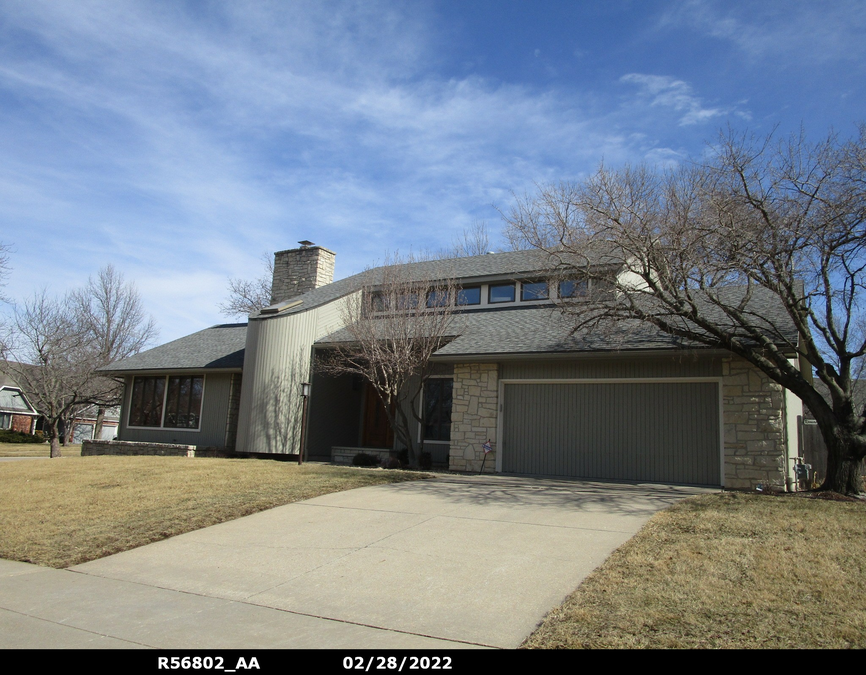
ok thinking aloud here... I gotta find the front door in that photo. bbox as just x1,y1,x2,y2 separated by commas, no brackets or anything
362,383,394,449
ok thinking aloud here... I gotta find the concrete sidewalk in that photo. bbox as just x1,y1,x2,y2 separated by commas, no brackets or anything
0,475,711,649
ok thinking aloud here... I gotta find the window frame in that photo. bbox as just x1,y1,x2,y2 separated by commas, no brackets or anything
488,282,516,304
456,286,481,306
420,376,453,444
127,374,206,432
520,280,549,302
558,278,590,300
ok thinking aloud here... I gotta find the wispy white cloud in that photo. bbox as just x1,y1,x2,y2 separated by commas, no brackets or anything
619,73,736,126
0,1,775,340
662,0,866,64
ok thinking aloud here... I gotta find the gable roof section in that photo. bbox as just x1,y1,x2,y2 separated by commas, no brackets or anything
0,386,38,415
99,323,247,373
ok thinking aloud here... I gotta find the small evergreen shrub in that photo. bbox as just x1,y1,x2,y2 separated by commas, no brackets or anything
352,452,380,467
0,430,45,444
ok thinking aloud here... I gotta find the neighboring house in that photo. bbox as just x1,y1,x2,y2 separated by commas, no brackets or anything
99,243,805,490
0,371,40,434
69,405,121,443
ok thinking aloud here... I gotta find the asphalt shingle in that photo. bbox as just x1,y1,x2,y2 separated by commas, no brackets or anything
99,323,247,373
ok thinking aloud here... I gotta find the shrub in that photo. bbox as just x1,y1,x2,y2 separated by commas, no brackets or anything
352,452,380,467
419,452,432,469
0,430,45,444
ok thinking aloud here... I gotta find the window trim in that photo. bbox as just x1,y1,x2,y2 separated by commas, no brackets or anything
558,278,590,300
127,374,206,432
488,282,516,304
456,286,481,306
419,376,453,444
520,280,549,302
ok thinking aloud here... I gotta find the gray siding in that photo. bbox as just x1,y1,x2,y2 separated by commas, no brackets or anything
501,381,721,486
500,355,722,380
118,373,234,448
236,310,318,454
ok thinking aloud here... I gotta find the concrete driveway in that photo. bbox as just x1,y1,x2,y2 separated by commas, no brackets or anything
0,474,711,649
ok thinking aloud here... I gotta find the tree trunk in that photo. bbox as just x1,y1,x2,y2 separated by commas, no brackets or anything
819,425,865,495
822,442,864,495
94,407,105,440
47,421,62,458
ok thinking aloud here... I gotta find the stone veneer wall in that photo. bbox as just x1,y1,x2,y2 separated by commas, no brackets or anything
270,245,336,305
449,363,498,473
722,356,789,490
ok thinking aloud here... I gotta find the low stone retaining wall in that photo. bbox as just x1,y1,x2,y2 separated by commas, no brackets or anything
82,439,196,457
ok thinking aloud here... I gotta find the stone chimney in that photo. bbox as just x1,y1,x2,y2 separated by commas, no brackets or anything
270,243,336,304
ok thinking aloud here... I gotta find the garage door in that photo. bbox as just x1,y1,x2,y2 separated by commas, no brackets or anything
501,381,720,486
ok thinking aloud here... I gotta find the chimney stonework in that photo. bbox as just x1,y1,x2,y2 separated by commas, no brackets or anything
270,245,336,304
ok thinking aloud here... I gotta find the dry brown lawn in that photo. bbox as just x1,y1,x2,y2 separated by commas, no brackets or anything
0,443,81,457
522,491,866,649
0,455,426,569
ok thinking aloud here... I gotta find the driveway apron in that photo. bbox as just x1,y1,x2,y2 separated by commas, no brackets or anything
1,475,710,649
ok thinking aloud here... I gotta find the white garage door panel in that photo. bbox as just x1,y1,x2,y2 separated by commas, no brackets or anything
502,382,720,486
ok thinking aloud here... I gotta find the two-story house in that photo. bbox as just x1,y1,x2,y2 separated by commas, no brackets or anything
98,243,804,490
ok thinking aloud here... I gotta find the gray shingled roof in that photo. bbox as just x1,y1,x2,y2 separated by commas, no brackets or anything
317,305,690,356
99,323,247,373
251,245,623,320
316,284,799,357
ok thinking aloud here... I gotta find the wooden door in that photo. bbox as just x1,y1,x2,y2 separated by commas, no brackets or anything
362,383,394,449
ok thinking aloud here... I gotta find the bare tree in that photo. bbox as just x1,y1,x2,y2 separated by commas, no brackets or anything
219,253,274,319
445,219,493,258
1,291,117,457
70,265,158,438
505,124,866,494
318,254,457,466
0,242,10,303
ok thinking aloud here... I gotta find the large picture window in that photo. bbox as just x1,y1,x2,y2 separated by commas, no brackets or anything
129,375,204,429
423,378,453,442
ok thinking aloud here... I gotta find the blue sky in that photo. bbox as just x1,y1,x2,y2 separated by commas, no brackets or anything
1,0,865,344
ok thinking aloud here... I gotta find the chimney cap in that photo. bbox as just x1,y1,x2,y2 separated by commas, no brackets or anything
298,240,315,247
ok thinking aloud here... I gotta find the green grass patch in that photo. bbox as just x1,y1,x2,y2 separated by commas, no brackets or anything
522,491,866,649
0,455,427,568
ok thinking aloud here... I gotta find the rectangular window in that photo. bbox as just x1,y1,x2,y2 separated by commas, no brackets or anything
370,291,388,312
129,375,203,430
129,376,166,427
423,378,453,442
559,279,589,299
521,281,549,301
426,289,450,308
164,376,204,428
0,413,11,430
489,283,515,303
456,286,481,305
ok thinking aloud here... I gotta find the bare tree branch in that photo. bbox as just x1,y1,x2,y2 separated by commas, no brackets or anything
219,253,274,319
2,266,157,455
444,219,493,258
504,123,866,494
